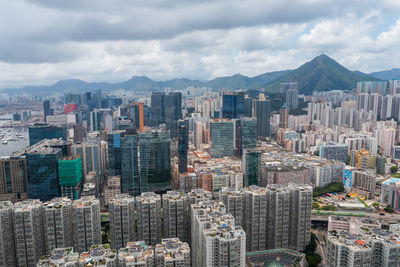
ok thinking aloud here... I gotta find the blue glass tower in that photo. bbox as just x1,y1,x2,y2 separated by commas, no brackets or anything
222,92,245,119
23,140,62,201
139,129,171,194
28,123,67,146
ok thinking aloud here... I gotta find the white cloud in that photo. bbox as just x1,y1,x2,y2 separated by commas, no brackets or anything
0,1,400,89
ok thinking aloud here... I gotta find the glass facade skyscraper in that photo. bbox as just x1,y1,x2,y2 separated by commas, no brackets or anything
165,92,182,137
120,130,139,195
58,157,83,200
28,123,67,146
222,92,245,119
107,131,124,176
242,149,261,186
210,120,235,158
23,141,62,201
255,99,271,138
151,92,165,127
178,119,189,173
139,129,171,194
235,117,257,156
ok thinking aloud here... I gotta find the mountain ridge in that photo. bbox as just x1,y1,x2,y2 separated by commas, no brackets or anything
1,54,388,96
264,54,378,95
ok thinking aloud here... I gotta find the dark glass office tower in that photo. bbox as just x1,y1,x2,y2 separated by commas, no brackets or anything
43,100,53,122
120,129,140,195
178,119,189,173
151,92,165,127
255,99,271,138
243,149,261,186
210,120,235,158
107,131,124,176
244,97,253,117
165,92,182,137
128,102,144,132
222,92,245,119
139,129,171,194
235,117,257,156
23,141,62,201
28,123,67,146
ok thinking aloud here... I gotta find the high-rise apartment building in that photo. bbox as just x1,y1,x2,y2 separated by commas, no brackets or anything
0,156,28,201
78,244,117,266
72,196,101,253
266,184,291,250
43,197,74,254
327,231,372,267
109,194,136,250
222,91,245,119
243,185,268,252
280,82,298,94
155,238,191,267
13,199,45,267
162,191,188,242
118,241,155,267
286,88,299,109
288,184,313,251
242,149,261,186
219,187,244,227
136,192,162,246
190,200,246,267
255,99,271,138
203,224,246,267
210,119,235,158
319,144,348,162
190,201,228,267
139,129,171,194
37,247,79,266
0,201,15,267
279,106,289,128
28,123,67,146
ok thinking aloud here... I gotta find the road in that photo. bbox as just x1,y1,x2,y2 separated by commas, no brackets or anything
312,212,400,225
312,228,327,267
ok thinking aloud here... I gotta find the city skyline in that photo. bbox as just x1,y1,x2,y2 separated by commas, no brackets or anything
0,1,400,88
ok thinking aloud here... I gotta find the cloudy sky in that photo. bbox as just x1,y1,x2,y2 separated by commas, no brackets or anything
1,0,400,89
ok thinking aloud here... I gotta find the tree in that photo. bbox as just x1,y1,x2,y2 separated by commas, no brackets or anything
384,204,395,213
306,253,322,267
372,202,380,209
312,202,320,209
391,166,398,174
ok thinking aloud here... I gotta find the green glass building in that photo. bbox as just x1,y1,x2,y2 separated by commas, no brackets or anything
243,149,261,186
58,157,83,200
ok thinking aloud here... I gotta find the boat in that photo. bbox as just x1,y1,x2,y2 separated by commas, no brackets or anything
2,140,7,145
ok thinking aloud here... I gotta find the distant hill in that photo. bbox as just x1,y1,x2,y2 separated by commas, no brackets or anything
2,70,290,96
2,54,386,96
370,68,400,80
264,54,378,95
